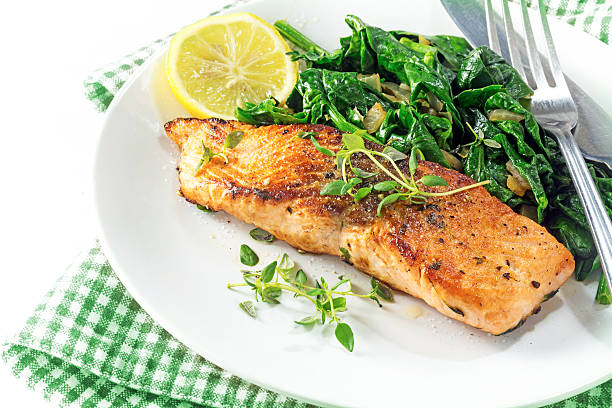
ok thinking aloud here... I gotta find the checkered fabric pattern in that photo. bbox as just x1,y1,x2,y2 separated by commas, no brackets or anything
3,1,612,407
536,0,612,44
2,244,310,408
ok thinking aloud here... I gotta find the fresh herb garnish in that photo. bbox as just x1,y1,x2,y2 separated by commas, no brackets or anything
196,204,214,213
194,141,223,174
240,244,259,266
334,322,354,352
462,122,502,150
239,300,257,318
194,130,245,175
371,277,393,301
339,247,351,262
249,227,275,243
225,130,244,149
228,252,393,351
288,131,318,143
310,136,335,156
314,130,490,216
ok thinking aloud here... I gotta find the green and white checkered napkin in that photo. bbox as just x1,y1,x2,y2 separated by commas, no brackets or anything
3,1,612,407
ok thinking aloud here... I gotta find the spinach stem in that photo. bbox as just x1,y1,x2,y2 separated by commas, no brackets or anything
273,20,328,54
596,272,611,305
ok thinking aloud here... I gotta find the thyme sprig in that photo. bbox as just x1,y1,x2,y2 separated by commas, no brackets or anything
228,251,393,352
312,130,490,216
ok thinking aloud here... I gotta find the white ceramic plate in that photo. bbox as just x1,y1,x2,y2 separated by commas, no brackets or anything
93,1,612,406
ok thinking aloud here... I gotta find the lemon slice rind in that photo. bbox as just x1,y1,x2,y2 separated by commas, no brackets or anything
166,12,298,120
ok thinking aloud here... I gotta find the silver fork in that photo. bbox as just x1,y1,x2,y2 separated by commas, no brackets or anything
485,0,612,289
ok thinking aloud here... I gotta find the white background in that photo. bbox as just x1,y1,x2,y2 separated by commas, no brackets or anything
0,1,233,405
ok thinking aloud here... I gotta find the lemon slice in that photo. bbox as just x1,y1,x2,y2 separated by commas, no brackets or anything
166,12,298,120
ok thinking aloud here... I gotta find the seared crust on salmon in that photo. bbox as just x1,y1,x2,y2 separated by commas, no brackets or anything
165,118,575,335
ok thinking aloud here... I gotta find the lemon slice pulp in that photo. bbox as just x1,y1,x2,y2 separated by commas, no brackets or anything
166,12,298,119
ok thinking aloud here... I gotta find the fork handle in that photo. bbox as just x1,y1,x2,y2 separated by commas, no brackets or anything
550,126,612,289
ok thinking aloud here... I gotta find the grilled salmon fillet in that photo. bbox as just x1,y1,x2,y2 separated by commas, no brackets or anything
165,118,574,335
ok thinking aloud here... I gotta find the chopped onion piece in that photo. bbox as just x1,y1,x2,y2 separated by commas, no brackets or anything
382,93,399,102
441,150,463,171
357,73,382,92
505,161,531,190
418,34,431,46
488,109,524,122
507,175,529,197
382,82,411,102
438,111,453,123
363,103,387,134
505,161,531,197
426,92,444,112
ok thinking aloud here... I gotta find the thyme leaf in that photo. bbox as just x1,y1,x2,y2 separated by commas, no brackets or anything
239,301,257,318
249,227,275,242
240,244,259,266
225,130,244,149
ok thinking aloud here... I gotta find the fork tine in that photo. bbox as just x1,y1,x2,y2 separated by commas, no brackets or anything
519,0,547,88
485,0,502,54
537,0,568,88
501,0,527,80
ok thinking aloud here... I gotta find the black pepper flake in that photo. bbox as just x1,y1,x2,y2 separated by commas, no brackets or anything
531,281,540,288
281,129,289,135
459,270,465,274
505,260,510,266
438,238,444,243
496,266,502,271
473,256,485,265
429,261,442,270
286,207,293,214
426,212,440,226
503,273,511,280
323,171,334,179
